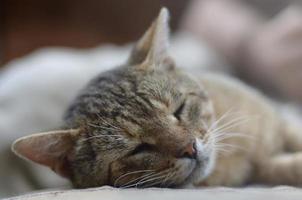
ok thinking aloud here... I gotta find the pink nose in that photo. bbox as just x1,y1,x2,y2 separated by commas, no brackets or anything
180,141,197,159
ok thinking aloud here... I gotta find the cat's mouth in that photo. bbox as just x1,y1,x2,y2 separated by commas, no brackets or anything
179,141,214,187
151,140,214,188
176,160,202,187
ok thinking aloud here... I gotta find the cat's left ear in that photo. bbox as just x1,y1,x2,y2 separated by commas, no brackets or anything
12,129,80,178
128,7,173,69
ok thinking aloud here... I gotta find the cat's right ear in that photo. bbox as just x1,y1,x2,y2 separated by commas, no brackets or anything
12,129,80,178
127,8,172,69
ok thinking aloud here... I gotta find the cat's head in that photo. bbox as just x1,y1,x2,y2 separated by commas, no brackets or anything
12,8,216,188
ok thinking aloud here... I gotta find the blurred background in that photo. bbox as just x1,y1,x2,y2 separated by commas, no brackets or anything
0,0,188,64
1,0,302,198
1,0,300,64
1,0,302,99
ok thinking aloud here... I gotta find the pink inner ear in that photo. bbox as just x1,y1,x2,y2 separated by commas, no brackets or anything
15,139,57,167
13,129,79,178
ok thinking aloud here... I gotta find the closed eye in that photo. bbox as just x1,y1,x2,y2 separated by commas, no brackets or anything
129,143,155,156
173,102,185,121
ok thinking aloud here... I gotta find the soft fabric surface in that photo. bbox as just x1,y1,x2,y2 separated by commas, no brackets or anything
5,186,302,200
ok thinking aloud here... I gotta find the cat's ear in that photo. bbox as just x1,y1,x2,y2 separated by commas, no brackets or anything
128,7,172,69
12,129,80,178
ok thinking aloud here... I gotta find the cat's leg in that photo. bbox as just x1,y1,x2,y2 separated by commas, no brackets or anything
281,122,302,152
255,153,302,185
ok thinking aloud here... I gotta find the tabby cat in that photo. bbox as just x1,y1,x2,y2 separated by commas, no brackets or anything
12,8,302,188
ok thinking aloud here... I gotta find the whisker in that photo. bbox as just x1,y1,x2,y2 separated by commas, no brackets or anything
211,131,253,140
120,172,156,188
209,116,251,134
82,134,123,142
215,148,234,156
96,113,123,131
123,171,167,188
206,115,257,147
162,171,178,187
205,110,243,142
207,108,236,132
160,171,174,187
114,169,155,187
134,171,166,187
143,177,169,188
135,174,168,188
214,143,246,152
214,132,254,142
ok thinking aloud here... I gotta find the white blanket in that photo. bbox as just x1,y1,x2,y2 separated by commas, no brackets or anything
5,186,302,200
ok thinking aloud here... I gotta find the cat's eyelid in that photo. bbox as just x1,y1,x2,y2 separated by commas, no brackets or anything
129,143,155,156
173,101,185,121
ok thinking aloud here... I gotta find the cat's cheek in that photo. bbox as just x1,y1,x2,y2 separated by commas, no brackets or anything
108,160,131,187
108,154,171,187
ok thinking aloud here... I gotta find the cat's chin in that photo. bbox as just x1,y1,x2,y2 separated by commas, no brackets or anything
179,161,208,187
171,158,210,188
179,140,216,187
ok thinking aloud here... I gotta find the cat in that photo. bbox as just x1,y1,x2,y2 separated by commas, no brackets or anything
12,8,302,189
0,16,225,198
